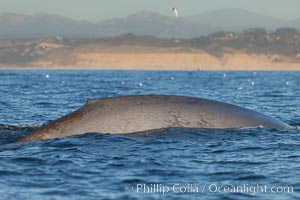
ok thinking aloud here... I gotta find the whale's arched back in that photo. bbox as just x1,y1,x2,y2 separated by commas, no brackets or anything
18,95,290,142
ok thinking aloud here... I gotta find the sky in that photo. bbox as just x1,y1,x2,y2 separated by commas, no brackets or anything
1,0,300,22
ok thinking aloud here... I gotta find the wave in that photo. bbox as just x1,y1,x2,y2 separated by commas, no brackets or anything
1,124,298,145
0,124,39,144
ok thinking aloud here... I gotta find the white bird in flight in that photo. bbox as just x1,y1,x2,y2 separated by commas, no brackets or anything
172,8,178,18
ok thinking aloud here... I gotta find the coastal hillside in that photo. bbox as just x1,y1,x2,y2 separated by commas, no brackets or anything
0,28,299,70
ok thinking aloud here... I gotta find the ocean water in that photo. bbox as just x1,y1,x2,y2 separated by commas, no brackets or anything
0,70,299,200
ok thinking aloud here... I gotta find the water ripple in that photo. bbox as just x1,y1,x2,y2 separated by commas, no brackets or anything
0,70,299,199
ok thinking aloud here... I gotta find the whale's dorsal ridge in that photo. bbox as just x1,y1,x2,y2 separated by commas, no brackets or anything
18,95,291,142
86,98,98,105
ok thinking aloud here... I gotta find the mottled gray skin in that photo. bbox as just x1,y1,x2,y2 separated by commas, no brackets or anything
18,95,291,142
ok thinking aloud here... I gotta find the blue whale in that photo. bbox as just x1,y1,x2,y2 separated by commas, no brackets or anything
18,95,291,142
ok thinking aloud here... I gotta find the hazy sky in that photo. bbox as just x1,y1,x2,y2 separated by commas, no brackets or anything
1,0,299,22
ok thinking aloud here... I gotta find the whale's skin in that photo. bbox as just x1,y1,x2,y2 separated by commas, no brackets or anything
18,95,290,142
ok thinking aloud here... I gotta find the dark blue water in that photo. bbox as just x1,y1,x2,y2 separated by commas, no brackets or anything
0,70,299,200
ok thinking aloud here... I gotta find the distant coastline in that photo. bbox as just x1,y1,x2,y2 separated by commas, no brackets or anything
1,54,299,71
1,30,299,71
1,51,300,71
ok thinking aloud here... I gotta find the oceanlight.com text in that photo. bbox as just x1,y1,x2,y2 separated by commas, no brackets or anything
124,183,293,196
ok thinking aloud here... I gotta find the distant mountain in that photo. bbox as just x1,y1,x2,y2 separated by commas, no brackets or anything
0,9,299,39
0,11,216,38
0,12,97,38
286,17,300,27
186,8,286,31
97,10,216,38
